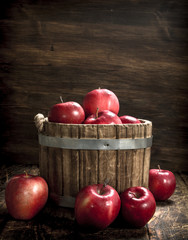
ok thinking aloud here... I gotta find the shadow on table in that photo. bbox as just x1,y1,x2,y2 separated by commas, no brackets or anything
156,199,174,207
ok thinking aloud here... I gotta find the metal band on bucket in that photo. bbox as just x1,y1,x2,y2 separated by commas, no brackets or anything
38,134,153,150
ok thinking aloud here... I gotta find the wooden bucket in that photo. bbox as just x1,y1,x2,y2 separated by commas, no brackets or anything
34,114,152,212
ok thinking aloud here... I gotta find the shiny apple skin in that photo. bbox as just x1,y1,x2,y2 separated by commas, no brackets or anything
121,187,156,228
48,101,85,124
83,89,120,116
149,169,176,201
75,184,121,230
5,174,48,220
120,115,141,124
83,110,122,124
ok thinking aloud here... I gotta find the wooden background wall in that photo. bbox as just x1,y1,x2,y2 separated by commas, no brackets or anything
0,0,188,171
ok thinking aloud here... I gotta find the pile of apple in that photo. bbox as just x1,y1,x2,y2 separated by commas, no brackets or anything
5,167,176,229
48,88,141,124
5,88,176,231
75,166,176,230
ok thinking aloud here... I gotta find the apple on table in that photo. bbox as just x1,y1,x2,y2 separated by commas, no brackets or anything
120,186,156,228
149,165,176,201
5,172,48,220
74,183,121,231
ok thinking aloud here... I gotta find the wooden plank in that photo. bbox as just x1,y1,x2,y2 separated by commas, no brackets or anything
98,125,117,189
46,123,55,194
70,124,80,196
47,122,62,196
116,124,127,193
60,124,72,197
139,123,146,187
126,125,134,188
79,124,98,189
143,122,152,188
138,123,146,187
39,121,49,184
131,124,142,187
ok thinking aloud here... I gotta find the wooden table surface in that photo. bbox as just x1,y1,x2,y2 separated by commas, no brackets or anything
0,164,187,240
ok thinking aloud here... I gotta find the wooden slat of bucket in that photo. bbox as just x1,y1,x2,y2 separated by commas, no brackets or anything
70,124,80,197
59,124,72,196
143,122,152,187
132,124,145,187
126,125,134,188
117,123,144,191
116,124,127,193
98,125,117,189
47,123,62,196
139,123,146,187
39,122,49,182
79,125,98,189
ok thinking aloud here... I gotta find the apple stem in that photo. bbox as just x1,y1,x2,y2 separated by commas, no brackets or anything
98,178,109,195
95,108,99,119
130,191,140,199
130,192,137,198
24,171,29,177
60,96,63,103
158,165,161,171
103,178,109,188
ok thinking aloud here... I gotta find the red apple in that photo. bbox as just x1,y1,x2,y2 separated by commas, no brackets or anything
149,166,176,201
75,184,121,230
120,115,141,124
5,173,48,220
83,88,120,116
121,187,156,228
48,99,85,124
83,109,122,124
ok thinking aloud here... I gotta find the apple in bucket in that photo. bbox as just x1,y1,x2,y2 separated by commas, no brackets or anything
5,172,48,220
83,88,120,117
48,97,85,124
84,109,122,124
120,115,141,124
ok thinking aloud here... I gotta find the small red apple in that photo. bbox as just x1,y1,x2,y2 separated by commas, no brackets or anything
120,115,141,124
5,173,48,220
83,88,120,116
149,166,176,201
83,109,122,124
121,187,156,228
48,98,85,124
75,184,121,230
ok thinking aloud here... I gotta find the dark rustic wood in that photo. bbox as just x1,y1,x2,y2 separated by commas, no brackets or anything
0,164,187,240
0,0,188,171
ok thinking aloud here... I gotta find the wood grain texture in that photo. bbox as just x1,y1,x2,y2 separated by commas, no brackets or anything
79,124,98,189
143,122,152,187
70,124,80,196
0,164,187,240
98,125,117,189
38,120,152,202
0,0,188,171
